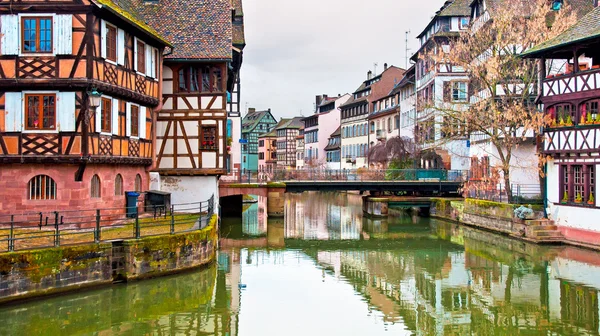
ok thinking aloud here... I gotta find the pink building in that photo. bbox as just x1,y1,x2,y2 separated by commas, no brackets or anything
258,129,277,180
302,94,350,167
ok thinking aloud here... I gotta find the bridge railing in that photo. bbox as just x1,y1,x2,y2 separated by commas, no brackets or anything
263,169,468,182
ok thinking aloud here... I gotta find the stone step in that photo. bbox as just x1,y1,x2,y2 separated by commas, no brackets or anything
527,219,555,226
532,230,563,238
528,225,558,231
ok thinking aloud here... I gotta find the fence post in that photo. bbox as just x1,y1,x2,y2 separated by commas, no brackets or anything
54,211,60,247
95,209,101,243
9,215,14,252
135,210,140,239
170,205,175,234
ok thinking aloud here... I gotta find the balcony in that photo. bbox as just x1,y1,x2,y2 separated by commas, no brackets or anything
543,67,600,98
470,11,490,35
376,130,386,140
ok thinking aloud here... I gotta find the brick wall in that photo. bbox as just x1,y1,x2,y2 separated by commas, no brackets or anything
0,163,148,218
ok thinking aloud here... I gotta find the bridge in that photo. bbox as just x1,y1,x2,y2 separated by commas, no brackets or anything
219,169,466,217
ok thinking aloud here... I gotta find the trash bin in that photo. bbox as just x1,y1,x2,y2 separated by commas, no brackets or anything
125,191,140,218
145,190,171,213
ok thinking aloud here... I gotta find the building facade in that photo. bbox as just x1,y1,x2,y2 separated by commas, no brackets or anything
275,117,303,169
524,4,600,246
296,127,305,169
241,108,277,173
324,127,342,170
303,94,350,168
412,0,471,171
257,130,277,180
135,0,241,208
0,0,169,214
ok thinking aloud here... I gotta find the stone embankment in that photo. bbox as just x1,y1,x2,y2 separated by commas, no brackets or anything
0,215,217,304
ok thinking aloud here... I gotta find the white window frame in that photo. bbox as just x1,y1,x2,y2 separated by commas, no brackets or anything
21,90,60,134
18,13,56,57
103,21,118,65
452,82,468,102
134,37,147,76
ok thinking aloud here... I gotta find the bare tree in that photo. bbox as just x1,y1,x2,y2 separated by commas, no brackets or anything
426,0,577,202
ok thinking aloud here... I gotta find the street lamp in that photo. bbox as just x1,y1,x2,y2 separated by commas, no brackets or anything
87,88,102,124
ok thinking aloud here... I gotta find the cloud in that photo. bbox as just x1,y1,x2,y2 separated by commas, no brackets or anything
241,0,445,118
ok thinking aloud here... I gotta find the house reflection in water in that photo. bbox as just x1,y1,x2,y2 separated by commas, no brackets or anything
284,192,363,240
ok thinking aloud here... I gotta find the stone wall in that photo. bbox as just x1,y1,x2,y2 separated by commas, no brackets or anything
121,215,217,280
0,215,218,304
0,243,113,304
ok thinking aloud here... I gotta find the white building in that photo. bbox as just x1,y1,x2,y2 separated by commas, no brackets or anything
412,0,472,171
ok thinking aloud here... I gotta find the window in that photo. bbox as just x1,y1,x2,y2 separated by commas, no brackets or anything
176,66,223,93
259,152,264,160
200,126,217,150
114,174,123,196
135,174,142,192
554,104,575,124
460,17,470,29
91,175,101,198
452,82,467,102
561,164,596,204
131,105,139,137
259,140,264,147
101,98,112,133
136,40,145,73
395,116,400,129
28,175,57,200
25,94,56,130
22,17,52,53
106,25,117,62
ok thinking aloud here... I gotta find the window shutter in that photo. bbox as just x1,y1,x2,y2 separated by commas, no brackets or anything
95,99,102,132
443,81,451,102
139,106,146,139
111,98,119,135
100,20,107,59
57,92,75,132
149,47,156,78
133,38,138,72
125,102,131,136
117,29,125,65
53,15,72,55
1,15,19,55
145,44,151,76
4,92,22,132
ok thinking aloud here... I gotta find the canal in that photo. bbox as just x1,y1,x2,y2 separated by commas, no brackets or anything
1,192,599,335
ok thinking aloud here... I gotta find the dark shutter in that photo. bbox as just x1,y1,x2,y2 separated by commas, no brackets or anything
443,81,451,102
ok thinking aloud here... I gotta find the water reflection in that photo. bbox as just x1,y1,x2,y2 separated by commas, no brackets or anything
1,192,599,335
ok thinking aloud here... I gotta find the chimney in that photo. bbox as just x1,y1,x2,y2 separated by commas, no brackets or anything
248,107,256,113
595,0,599,7
268,108,271,113
367,70,372,80
323,94,328,100
315,95,323,108
384,63,388,71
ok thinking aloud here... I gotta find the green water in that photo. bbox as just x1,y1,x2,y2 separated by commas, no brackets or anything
1,192,600,335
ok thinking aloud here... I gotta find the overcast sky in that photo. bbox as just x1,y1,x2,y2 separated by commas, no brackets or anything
240,0,444,119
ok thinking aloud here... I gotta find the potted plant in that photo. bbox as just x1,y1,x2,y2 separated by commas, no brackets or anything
561,191,568,204
588,193,595,206
575,193,583,204
580,113,586,125
559,115,565,127
587,113,593,125
566,114,573,126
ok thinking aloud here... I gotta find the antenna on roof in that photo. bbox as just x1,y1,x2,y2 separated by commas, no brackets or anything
373,62,378,76
405,30,411,69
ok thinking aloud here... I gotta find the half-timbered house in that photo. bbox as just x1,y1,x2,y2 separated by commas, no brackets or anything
0,0,169,214
523,3,600,247
134,0,243,206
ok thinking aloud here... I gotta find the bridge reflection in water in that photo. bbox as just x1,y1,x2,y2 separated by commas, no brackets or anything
1,192,599,335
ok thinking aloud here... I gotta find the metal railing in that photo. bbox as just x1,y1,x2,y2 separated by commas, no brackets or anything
466,184,542,204
262,169,468,182
0,195,214,253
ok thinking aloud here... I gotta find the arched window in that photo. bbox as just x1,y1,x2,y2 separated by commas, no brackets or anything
135,174,142,192
28,175,57,200
91,175,101,198
114,174,123,196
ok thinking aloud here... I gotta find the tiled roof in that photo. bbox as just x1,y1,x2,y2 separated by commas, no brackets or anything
275,117,304,130
438,0,472,16
242,110,276,133
368,106,399,120
390,66,415,96
133,0,232,60
522,6,600,57
232,0,245,46
94,0,170,46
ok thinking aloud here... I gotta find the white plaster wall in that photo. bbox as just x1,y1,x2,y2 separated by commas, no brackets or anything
341,116,370,170
550,258,600,290
546,161,600,233
160,176,219,212
230,116,242,172
470,140,539,188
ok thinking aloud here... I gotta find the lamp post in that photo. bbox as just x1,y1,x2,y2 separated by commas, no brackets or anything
84,88,101,158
